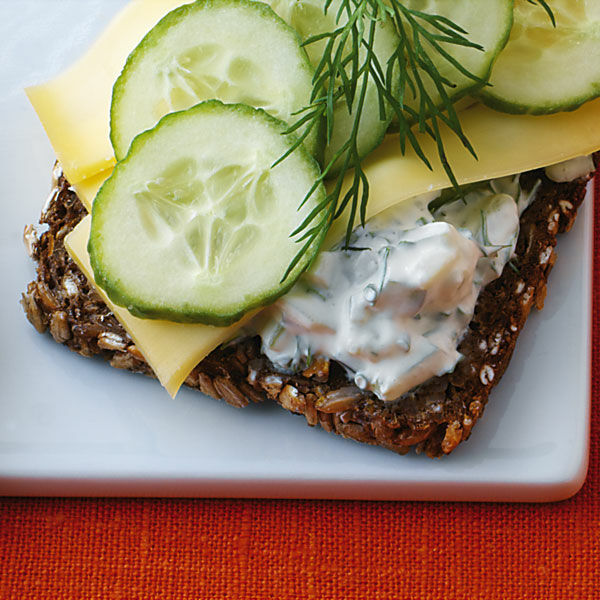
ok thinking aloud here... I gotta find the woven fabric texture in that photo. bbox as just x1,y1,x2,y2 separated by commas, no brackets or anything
1,179,598,600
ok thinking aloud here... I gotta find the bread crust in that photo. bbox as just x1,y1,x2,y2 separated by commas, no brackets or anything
22,163,593,456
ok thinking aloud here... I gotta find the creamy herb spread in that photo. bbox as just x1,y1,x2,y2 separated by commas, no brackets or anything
256,158,590,401
545,155,595,183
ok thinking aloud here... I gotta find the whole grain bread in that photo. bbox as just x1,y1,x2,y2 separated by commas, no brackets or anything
22,162,594,456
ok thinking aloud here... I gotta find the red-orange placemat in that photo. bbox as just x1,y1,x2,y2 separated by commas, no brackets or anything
1,180,598,599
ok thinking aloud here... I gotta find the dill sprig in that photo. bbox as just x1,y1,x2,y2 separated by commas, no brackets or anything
279,0,553,282
527,0,556,27
277,0,484,280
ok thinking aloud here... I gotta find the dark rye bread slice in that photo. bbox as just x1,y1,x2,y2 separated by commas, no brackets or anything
22,162,594,457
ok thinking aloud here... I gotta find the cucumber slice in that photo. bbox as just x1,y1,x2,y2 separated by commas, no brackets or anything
265,0,400,174
395,0,513,114
480,0,600,114
110,0,321,160
91,101,327,326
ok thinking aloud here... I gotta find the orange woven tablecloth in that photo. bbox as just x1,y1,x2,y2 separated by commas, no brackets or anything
1,181,598,600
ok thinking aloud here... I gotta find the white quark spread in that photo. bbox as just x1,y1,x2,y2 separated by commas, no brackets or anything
544,155,595,183
257,158,591,401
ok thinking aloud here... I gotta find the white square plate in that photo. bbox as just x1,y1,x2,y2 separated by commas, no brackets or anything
0,1,591,501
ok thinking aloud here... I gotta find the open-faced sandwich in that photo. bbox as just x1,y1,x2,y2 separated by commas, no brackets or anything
22,0,600,456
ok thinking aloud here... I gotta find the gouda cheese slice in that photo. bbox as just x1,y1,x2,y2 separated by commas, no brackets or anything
26,0,185,185
73,169,113,212
327,99,600,244
65,100,600,396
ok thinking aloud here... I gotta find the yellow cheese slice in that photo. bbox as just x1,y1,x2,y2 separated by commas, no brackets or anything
26,0,186,185
327,98,600,244
73,169,113,212
64,99,600,396
64,216,251,397
73,100,600,247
